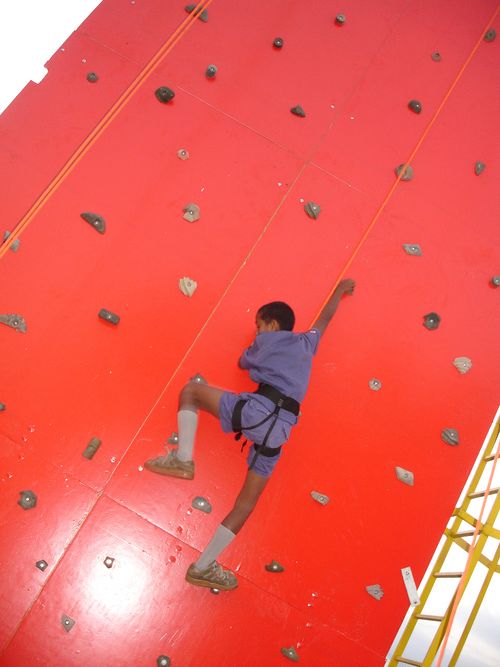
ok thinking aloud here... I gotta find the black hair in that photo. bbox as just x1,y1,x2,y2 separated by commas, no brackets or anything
257,301,295,331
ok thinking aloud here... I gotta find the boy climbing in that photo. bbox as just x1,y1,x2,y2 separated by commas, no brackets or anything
145,278,355,590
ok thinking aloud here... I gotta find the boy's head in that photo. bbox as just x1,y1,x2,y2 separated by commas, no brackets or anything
256,301,295,333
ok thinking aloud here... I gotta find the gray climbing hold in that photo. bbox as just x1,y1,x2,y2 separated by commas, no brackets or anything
98,309,120,325
369,378,382,391
80,212,105,234
290,105,306,118
36,560,48,571
441,428,459,446
155,87,175,103
177,148,189,160
474,161,486,175
18,490,37,510
167,431,179,445
335,14,346,25
183,203,200,222
273,37,284,49
0,403,5,411
395,164,414,181
304,202,321,219
86,72,99,83
3,231,20,251
192,496,212,513
484,28,496,42
431,51,442,61
408,100,422,114
185,4,208,22
179,277,197,297
190,373,207,384
366,584,384,600
402,243,422,256
423,312,440,330
265,560,284,573
311,491,329,506
395,467,414,486
210,588,220,595
61,615,75,633
491,276,500,287
206,64,217,78
0,314,27,333
82,437,102,460
281,646,300,662
453,357,472,374
104,556,115,569
156,657,171,667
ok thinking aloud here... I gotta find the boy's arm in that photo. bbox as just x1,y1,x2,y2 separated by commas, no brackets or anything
312,279,355,335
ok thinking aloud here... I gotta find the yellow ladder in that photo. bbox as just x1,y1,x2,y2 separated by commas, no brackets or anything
388,414,500,667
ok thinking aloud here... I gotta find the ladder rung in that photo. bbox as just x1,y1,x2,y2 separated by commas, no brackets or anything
468,487,499,499
484,452,499,462
394,658,423,666
414,614,445,621
452,530,476,538
433,572,463,578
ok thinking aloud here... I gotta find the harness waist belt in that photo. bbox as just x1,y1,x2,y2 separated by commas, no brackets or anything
254,383,300,415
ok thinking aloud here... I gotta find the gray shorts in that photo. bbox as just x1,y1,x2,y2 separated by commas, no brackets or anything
219,391,293,477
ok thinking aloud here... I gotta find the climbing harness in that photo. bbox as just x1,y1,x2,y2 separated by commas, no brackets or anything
231,383,300,469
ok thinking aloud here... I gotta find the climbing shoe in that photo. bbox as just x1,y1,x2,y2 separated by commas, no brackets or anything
186,561,238,590
144,450,194,479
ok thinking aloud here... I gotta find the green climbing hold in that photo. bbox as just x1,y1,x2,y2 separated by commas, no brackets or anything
80,212,105,234
206,64,217,78
82,437,102,460
86,72,99,83
484,28,496,42
395,164,414,181
155,87,175,103
423,312,440,330
431,51,442,62
408,100,422,114
474,161,486,175
304,202,321,219
265,560,285,573
290,105,306,118
281,646,300,662
98,309,120,325
0,403,5,411
185,4,208,22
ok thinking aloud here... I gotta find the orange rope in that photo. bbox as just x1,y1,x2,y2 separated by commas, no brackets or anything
0,0,213,260
311,3,500,324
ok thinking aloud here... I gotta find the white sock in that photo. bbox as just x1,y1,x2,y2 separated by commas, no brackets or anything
176,409,198,462
195,525,236,570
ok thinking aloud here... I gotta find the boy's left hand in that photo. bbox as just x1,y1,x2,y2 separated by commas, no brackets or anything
338,278,355,295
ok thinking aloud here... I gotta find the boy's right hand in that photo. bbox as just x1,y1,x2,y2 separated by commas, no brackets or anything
337,278,355,295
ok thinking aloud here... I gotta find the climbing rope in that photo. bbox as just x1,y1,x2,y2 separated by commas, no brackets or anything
0,0,213,260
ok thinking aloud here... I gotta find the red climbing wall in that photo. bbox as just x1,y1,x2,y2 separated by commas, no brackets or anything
1,1,499,665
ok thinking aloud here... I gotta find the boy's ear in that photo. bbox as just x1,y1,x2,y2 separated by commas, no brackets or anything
271,319,281,331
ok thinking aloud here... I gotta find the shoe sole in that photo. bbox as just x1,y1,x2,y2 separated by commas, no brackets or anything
185,572,238,591
144,462,194,479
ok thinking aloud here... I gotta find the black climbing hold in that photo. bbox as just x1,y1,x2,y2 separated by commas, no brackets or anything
281,646,300,662
491,276,500,287
441,428,459,446
474,161,486,176
0,314,27,333
185,4,208,22
80,211,106,234
104,556,115,569
86,72,99,83
82,437,102,460
0,403,5,411
61,615,76,632
190,373,207,384
273,37,284,49
205,64,217,78
155,87,175,103
98,309,120,325
484,28,496,42
335,14,346,25
156,656,171,667
423,312,440,330
210,588,220,595
36,560,48,571
3,231,20,251
18,490,37,510
290,105,306,118
304,202,321,219
168,432,179,444
265,560,285,573
408,100,422,114
394,164,414,181
431,52,442,62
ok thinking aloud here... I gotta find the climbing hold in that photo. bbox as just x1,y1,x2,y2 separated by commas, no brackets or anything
290,105,306,118
368,378,382,391
210,588,220,595
335,14,346,25
190,373,207,384
408,100,422,114
311,491,329,506
273,37,284,49
82,437,102,460
265,560,285,573
61,615,75,633
423,312,440,330
402,243,422,256
366,584,384,600
491,276,500,287
167,432,179,445
206,64,217,78
86,72,99,83
431,51,442,61
304,202,321,219
192,496,212,513
453,357,472,374
183,203,200,222
0,403,5,411
0,314,27,333
104,556,115,569
177,148,189,160
36,560,48,571
474,161,486,175
395,467,414,486
281,646,300,662
155,87,175,103
185,4,208,22
18,490,37,510
441,428,459,446
394,164,414,181
484,28,496,42
80,212,106,234
98,309,120,325
156,657,171,667
179,277,198,297
3,231,20,251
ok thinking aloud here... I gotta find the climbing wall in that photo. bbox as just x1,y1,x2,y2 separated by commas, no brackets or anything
1,1,499,665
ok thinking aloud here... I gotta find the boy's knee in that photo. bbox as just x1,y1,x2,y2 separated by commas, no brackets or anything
179,383,200,408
